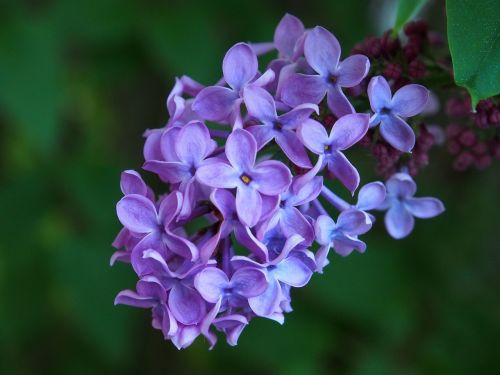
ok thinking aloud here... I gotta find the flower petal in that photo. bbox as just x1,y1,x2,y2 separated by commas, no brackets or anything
168,283,206,325
226,129,257,171
192,86,238,122
247,124,275,149
327,151,360,193
332,234,367,256
175,121,212,165
288,175,323,206
357,181,386,211
273,256,312,287
405,197,445,218
329,113,369,150
274,13,305,58
252,160,292,195
231,267,268,297
143,160,191,184
248,278,282,317
194,267,229,303
278,103,318,129
234,224,269,262
297,118,329,154
120,170,148,196
213,315,248,346
337,54,370,87
326,85,355,118
158,191,183,228
337,208,372,235
114,290,157,308
243,85,277,122
196,161,239,188
236,186,262,227
281,73,327,108
210,188,236,219
304,26,340,76
392,84,429,117
160,127,181,161
379,115,416,152
275,130,312,168
386,173,417,198
143,128,164,163
223,43,258,91
385,202,415,239
314,214,336,245
116,194,157,234
280,207,315,244
368,75,392,112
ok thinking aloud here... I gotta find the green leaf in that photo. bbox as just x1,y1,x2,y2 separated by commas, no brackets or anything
447,0,500,107
393,0,428,35
0,19,64,154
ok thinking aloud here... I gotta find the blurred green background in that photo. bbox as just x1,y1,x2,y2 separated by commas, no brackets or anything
0,1,499,374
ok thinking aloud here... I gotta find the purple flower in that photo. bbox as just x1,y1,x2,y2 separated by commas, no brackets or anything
259,174,322,245
210,188,276,261
192,43,274,128
116,191,198,266
244,85,317,168
368,75,429,152
379,173,445,239
297,113,369,192
232,232,314,320
274,13,306,61
115,276,178,339
143,121,217,218
112,170,155,265
314,209,372,272
196,129,292,227
194,266,268,311
212,314,248,346
354,181,387,224
143,77,202,161
281,26,370,118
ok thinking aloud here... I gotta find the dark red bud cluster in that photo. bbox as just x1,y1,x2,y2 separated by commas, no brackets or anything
407,125,435,176
472,100,500,129
446,124,499,171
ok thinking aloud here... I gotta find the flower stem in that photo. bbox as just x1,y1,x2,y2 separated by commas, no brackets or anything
320,186,351,211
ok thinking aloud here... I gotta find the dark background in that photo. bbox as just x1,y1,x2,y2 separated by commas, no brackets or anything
0,0,499,374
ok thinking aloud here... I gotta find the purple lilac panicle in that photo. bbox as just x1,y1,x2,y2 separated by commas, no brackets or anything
112,13,444,349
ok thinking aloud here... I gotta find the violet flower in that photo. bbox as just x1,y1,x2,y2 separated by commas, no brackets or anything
194,266,268,311
314,209,372,272
297,113,369,192
143,121,217,218
144,76,202,161
282,26,370,118
232,229,315,320
379,173,445,239
243,85,317,168
112,170,155,265
210,188,277,261
368,75,429,152
196,129,292,227
259,174,323,245
192,43,274,128
115,276,178,339
212,314,248,346
116,191,198,265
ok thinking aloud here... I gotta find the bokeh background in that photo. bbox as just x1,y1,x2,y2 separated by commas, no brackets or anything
1,1,499,374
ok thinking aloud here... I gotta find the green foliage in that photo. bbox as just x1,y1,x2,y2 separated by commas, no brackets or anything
392,0,428,35
446,0,500,107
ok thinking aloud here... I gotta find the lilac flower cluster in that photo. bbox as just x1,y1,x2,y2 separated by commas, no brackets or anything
111,14,445,349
